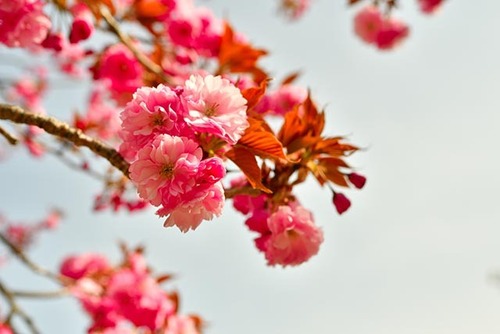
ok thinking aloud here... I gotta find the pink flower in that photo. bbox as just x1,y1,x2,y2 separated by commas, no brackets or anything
129,134,203,206
418,0,445,14
107,269,174,330
119,84,188,161
255,84,307,116
353,6,384,44
0,0,51,50
261,203,323,266
5,224,34,249
161,181,225,232
182,74,249,145
375,18,409,50
94,44,144,104
348,172,367,189
332,192,351,215
78,82,121,140
60,253,111,279
41,32,66,52
165,4,222,57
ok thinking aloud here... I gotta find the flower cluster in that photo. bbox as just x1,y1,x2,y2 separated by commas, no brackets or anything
0,209,61,251
351,0,446,50
353,5,409,50
0,0,51,50
121,74,248,232
60,249,202,334
233,187,323,267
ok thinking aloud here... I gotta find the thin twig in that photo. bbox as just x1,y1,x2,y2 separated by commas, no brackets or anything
0,233,63,284
99,6,170,83
0,125,18,145
0,279,41,334
12,289,69,299
0,104,130,177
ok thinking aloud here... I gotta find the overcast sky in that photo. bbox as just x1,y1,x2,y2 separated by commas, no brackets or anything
2,1,500,333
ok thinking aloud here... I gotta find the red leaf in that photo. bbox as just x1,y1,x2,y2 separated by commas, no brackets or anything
225,147,272,193
241,79,269,111
238,117,287,161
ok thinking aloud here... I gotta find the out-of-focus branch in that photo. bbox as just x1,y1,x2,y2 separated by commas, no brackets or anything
0,125,18,145
98,6,170,83
0,233,63,284
0,279,41,334
0,104,130,177
12,289,69,299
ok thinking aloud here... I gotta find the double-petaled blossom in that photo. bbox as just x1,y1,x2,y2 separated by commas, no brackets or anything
160,181,225,232
0,0,51,50
129,134,203,206
182,74,249,145
119,85,188,161
259,203,323,266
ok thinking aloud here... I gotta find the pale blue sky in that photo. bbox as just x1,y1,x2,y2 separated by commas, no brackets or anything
2,1,500,333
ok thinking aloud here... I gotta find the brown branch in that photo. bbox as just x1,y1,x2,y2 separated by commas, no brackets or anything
0,125,18,145
0,233,65,284
0,104,130,177
0,279,41,334
98,6,170,84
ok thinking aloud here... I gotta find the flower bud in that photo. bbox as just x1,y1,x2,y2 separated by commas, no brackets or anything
333,192,351,215
348,173,367,189
69,15,94,44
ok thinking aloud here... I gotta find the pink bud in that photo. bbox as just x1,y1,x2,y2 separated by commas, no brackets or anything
333,192,351,215
348,173,367,189
69,16,94,44
41,33,65,52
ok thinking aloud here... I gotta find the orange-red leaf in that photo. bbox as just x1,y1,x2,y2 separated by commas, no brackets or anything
238,117,286,161
241,79,269,111
281,71,301,85
218,22,268,81
225,147,272,193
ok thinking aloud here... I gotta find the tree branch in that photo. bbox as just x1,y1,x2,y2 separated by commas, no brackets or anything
0,104,130,177
99,6,171,83
0,279,41,334
12,289,69,299
0,233,65,284
0,125,18,145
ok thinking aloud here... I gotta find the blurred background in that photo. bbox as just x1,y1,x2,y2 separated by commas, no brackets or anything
1,0,500,333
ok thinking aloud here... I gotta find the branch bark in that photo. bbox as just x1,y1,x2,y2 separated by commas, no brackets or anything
0,104,130,177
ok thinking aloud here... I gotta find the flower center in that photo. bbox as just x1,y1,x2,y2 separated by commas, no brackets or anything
151,114,164,127
160,164,174,178
205,103,219,117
